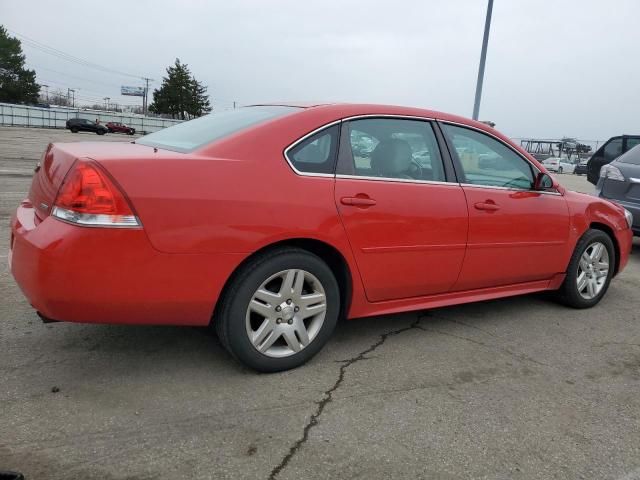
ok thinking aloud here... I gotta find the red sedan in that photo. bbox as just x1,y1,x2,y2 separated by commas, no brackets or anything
10,103,633,371
106,122,136,135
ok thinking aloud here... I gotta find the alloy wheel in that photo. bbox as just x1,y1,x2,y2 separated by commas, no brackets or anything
245,269,327,358
576,241,609,300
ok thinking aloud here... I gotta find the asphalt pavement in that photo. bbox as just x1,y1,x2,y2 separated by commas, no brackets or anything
1,127,639,480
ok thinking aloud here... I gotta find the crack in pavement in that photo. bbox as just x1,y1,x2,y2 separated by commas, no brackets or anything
267,318,423,480
438,316,498,338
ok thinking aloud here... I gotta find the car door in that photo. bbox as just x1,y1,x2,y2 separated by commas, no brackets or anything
334,117,468,302
440,123,570,291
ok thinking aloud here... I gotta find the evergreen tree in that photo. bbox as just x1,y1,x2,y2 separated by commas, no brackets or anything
149,59,211,119
0,26,40,104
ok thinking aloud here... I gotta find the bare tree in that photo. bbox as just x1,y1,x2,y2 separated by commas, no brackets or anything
48,89,72,107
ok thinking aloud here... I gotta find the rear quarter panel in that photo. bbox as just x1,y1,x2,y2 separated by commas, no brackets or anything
98,108,370,257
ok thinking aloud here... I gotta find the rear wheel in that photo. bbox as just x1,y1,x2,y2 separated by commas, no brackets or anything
556,229,615,308
71,128,79,133
558,166,563,174
215,248,340,372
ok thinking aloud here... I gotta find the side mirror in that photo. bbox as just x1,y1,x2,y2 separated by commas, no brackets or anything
534,172,554,190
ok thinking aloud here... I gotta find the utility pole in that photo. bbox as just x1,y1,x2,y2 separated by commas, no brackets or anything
472,0,494,120
141,77,153,116
41,84,49,102
233,101,236,109
104,97,110,110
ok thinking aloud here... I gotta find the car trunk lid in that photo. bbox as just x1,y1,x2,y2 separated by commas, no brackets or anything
28,143,77,222
28,141,166,223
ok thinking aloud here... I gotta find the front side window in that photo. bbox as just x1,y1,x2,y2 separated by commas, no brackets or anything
603,138,623,162
442,124,534,189
287,125,339,174
341,118,446,181
625,137,640,152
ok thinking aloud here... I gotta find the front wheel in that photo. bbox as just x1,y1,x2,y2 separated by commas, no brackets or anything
96,130,105,135
215,248,340,372
558,167,563,174
556,229,615,308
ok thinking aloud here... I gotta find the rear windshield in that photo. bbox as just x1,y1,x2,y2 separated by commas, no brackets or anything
137,106,299,153
617,144,640,165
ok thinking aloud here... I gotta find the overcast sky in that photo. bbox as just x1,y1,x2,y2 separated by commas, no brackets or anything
3,0,639,141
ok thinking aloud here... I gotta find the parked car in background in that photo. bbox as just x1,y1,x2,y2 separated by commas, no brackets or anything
66,118,108,135
596,144,640,235
106,122,135,135
587,134,640,184
10,103,633,372
574,159,589,175
542,157,575,174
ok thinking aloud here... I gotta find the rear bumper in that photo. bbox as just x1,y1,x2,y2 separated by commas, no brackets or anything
10,203,244,326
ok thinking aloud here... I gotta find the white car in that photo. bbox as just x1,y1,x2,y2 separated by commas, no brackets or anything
542,157,576,174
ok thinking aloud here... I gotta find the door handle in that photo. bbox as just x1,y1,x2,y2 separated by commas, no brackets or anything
341,196,377,207
474,201,500,211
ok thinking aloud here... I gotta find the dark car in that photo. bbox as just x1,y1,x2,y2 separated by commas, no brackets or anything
596,144,640,235
587,134,640,184
106,122,135,135
66,118,108,135
574,159,588,175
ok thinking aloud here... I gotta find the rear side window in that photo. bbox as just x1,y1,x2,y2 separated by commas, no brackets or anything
137,106,299,153
339,118,446,181
286,125,339,175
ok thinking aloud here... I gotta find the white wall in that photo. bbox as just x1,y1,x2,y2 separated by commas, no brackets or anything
0,102,182,133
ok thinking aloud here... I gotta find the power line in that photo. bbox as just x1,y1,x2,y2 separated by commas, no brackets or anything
9,28,143,79
26,63,123,89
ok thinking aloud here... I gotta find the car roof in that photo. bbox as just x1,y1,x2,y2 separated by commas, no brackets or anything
246,101,332,108
274,102,503,139
203,102,527,168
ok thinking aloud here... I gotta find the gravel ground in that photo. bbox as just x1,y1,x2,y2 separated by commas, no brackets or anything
1,126,639,480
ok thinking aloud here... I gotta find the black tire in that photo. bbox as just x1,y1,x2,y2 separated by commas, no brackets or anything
556,229,615,308
97,130,105,135
71,128,79,133
215,247,340,372
558,167,563,174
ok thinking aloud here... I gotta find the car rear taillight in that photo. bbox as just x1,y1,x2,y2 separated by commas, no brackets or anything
600,164,625,182
51,160,140,227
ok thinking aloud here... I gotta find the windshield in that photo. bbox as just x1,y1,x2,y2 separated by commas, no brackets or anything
617,144,640,166
137,106,300,153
